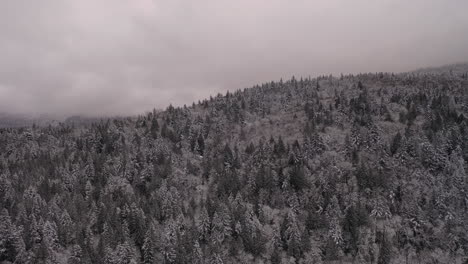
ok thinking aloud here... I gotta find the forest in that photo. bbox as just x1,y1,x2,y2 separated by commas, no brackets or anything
1,67,468,263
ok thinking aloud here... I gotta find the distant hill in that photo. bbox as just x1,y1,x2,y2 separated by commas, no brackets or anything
0,113,59,128
64,115,125,127
0,113,124,128
0,65,467,263
412,62,468,75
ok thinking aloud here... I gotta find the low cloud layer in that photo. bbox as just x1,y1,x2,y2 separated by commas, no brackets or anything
1,0,468,116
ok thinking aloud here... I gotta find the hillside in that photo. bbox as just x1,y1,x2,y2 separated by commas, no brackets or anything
1,67,468,263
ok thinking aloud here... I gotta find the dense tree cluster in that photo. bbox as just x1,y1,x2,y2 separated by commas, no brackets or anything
1,67,468,263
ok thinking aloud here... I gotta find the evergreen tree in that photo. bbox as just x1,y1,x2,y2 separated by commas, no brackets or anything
142,227,155,264
390,132,402,156
67,245,82,264
0,209,25,262
377,233,391,264
150,117,159,139
197,207,211,243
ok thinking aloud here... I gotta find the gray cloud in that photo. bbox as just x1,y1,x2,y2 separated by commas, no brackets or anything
1,0,468,116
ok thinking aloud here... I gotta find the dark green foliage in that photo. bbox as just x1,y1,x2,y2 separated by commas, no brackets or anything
355,162,387,191
343,205,368,255
378,233,392,264
142,228,155,264
289,165,309,191
323,240,341,261
150,117,159,139
390,132,402,156
196,133,205,156
0,210,24,262
305,210,327,231
245,142,255,154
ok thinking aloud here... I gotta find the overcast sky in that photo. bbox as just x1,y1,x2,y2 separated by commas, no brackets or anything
1,0,467,116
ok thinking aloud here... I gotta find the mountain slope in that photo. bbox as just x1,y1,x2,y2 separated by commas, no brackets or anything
0,67,468,263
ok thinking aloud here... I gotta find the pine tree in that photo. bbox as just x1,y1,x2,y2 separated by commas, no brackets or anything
192,240,204,264
219,204,232,238
59,210,73,245
101,222,114,248
328,217,343,246
162,223,177,263
324,196,344,251
390,132,402,156
150,117,159,139
211,212,224,245
284,210,302,258
0,209,25,262
67,245,82,264
42,220,59,251
142,228,155,264
197,207,211,242
197,133,205,156
116,241,135,264
377,233,391,264
85,180,93,200
29,214,42,247
210,253,224,264
104,246,116,264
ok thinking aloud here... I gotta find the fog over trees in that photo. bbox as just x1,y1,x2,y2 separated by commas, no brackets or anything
1,0,468,116
1,65,468,263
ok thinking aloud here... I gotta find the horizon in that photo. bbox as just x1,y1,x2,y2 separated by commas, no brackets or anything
1,61,467,119
1,0,468,116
